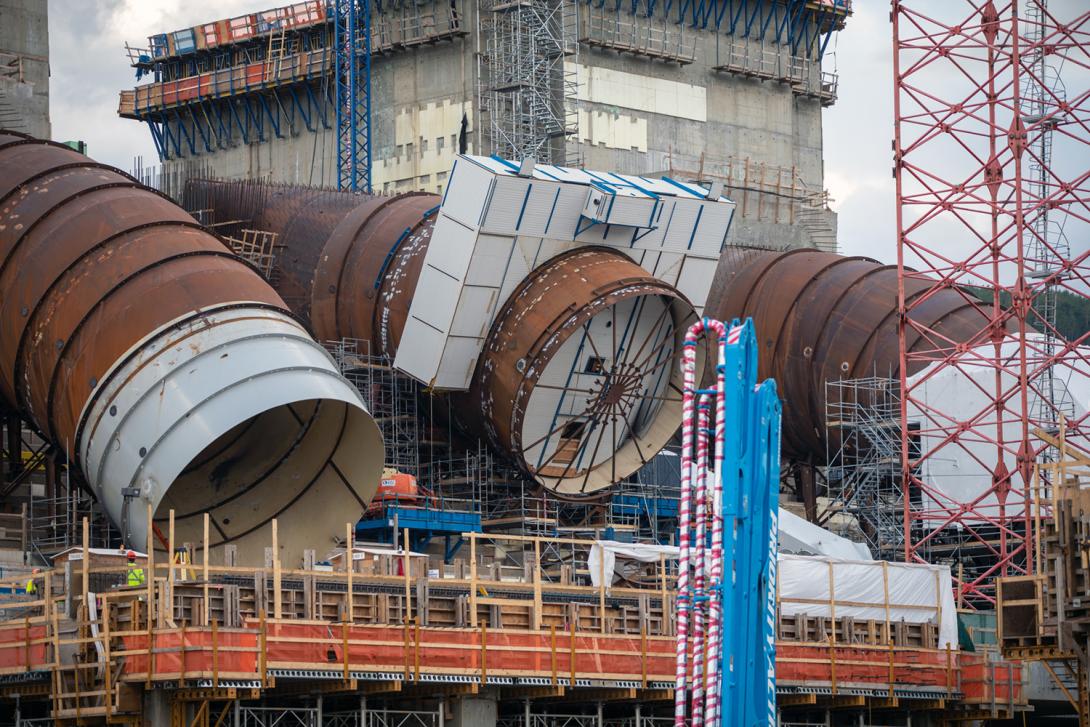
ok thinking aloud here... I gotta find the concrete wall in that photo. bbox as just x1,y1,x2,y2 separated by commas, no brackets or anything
0,0,50,138
159,0,839,251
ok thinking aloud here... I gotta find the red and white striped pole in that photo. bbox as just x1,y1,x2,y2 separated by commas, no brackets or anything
675,318,727,727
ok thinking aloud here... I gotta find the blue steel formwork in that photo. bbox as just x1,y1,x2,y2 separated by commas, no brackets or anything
356,501,482,561
578,0,849,59
124,22,337,162
142,86,334,162
334,0,372,192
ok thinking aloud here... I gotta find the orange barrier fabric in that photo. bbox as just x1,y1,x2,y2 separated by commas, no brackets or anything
0,617,1025,704
261,622,677,680
959,652,1024,705
0,624,47,671
776,644,955,691
121,630,257,677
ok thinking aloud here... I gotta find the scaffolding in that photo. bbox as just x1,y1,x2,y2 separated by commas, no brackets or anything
578,7,696,65
660,153,837,252
824,376,903,561
222,229,282,279
477,0,578,163
119,0,463,164
605,449,681,545
330,339,421,477
1021,0,1074,449
0,413,112,562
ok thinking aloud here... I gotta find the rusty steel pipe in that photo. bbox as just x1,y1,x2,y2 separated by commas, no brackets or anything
0,132,383,561
708,247,993,461
473,247,697,496
185,180,703,495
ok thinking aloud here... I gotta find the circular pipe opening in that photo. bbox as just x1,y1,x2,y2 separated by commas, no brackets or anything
159,397,380,561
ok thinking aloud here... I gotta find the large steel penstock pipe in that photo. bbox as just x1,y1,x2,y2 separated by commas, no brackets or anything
186,180,701,497
0,132,383,561
707,247,991,461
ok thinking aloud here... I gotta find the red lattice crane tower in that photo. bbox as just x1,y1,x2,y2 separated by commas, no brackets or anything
893,1,1090,604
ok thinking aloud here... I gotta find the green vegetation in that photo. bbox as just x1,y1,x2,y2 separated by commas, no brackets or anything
965,286,1090,342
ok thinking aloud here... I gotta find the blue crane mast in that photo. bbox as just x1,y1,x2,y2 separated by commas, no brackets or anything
333,0,372,192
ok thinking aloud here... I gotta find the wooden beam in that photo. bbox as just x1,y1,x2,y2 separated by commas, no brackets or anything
777,693,818,707
906,698,946,711
548,687,637,702
399,683,480,699
638,688,675,703
500,685,566,700
274,679,358,697
0,683,51,698
172,688,258,702
357,681,403,696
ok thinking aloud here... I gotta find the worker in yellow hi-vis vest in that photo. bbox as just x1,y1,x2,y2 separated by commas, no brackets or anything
126,550,145,587
24,568,41,596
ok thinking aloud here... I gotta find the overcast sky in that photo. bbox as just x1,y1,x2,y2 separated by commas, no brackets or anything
45,1,1074,268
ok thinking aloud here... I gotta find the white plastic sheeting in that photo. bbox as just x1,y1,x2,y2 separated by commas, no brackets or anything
778,508,872,560
907,335,1090,522
778,554,958,649
588,540,678,588
589,542,958,650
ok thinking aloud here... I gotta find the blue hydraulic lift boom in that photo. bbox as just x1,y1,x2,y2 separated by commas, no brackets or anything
675,318,781,726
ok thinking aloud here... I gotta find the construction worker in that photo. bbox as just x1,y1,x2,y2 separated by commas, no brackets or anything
24,568,40,596
125,550,145,587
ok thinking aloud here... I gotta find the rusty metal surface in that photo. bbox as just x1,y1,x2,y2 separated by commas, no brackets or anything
473,246,700,496
0,133,284,453
709,247,992,461
189,179,703,496
0,133,383,560
183,180,439,347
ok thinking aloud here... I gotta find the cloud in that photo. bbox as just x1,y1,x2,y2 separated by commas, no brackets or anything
822,2,898,262
48,0,256,170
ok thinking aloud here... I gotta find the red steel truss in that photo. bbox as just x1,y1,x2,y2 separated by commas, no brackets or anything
893,1,1090,604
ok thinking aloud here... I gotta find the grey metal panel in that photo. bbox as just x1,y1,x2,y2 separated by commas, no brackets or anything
395,154,734,390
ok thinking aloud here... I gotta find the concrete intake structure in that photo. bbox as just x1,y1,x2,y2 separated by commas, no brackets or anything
708,247,994,462
185,180,702,497
0,132,384,561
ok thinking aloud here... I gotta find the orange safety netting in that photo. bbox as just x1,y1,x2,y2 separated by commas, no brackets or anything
260,622,677,680
0,617,1026,704
121,629,258,677
0,624,47,671
959,652,1024,705
776,644,955,691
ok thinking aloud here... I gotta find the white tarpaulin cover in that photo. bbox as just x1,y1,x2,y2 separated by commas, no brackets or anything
588,541,678,588
589,543,957,649
778,553,958,649
778,508,872,560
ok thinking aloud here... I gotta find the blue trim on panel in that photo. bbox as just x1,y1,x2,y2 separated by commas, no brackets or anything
515,183,533,231
686,205,705,250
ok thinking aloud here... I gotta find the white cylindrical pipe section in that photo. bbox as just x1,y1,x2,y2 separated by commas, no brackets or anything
79,306,383,563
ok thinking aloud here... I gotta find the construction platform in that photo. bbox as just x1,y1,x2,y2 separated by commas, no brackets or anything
0,514,1025,725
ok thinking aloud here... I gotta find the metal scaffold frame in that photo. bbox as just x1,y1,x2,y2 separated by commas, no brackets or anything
1020,0,1074,451
892,1,1090,604
330,339,421,476
478,0,579,162
824,375,904,562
